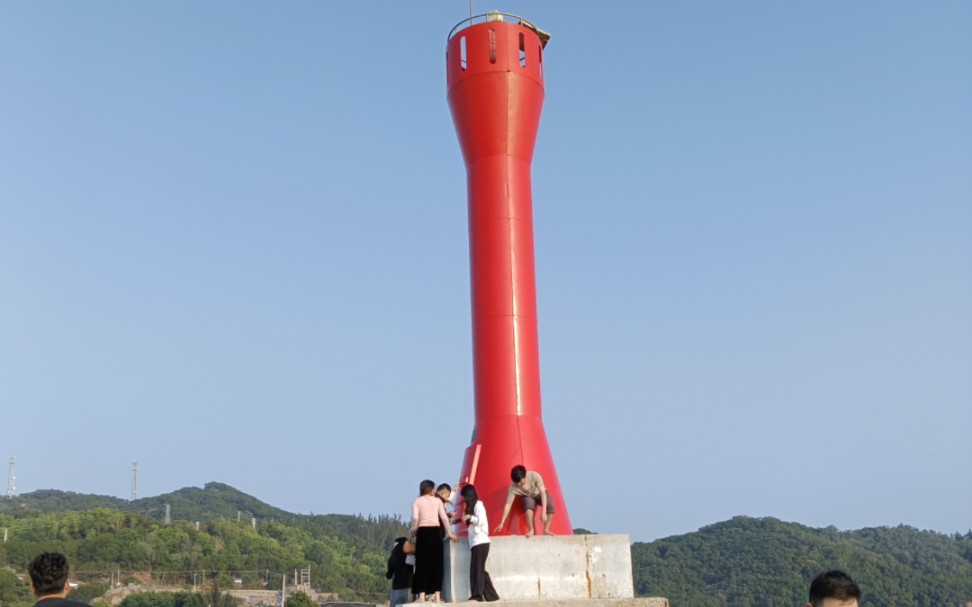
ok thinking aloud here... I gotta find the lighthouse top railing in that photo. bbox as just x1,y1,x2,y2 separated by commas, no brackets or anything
448,12,551,47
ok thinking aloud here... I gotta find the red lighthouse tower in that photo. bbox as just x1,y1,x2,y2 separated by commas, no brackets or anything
447,13,571,536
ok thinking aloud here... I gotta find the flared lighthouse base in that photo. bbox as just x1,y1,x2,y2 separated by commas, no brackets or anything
458,415,572,536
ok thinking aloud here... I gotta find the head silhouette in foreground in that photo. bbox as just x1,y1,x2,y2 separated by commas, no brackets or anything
807,570,861,607
28,551,91,606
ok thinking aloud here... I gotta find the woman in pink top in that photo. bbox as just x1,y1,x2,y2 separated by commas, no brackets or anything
411,479,457,602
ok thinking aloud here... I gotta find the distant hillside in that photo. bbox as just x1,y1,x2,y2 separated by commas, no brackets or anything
633,515,972,607
0,484,410,607
136,482,297,524
0,482,294,523
5,485,971,607
0,488,130,514
0,482,408,561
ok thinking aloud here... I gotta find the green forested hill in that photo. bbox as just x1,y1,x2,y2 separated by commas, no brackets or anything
632,515,972,607
0,489,129,514
0,482,295,524
2,486,970,607
0,482,408,560
0,483,409,607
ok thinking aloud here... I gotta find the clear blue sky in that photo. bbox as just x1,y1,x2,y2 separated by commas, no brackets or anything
1,1,969,543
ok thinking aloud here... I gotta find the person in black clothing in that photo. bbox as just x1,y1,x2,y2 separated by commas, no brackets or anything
28,552,91,607
385,537,413,607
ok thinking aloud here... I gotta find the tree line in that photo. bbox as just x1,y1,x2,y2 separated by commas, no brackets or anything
631,515,972,607
0,506,407,607
3,485,970,607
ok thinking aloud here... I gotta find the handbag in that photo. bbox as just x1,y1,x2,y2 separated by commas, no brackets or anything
403,535,416,554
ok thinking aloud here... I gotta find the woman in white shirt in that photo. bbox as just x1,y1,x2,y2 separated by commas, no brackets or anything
458,484,499,601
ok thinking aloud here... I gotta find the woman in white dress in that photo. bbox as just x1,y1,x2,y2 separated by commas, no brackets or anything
458,484,499,601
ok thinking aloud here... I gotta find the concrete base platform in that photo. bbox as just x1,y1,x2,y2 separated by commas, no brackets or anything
484,600,669,607
442,535,665,605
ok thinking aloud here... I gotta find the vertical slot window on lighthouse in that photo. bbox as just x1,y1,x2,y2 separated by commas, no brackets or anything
489,29,497,64
460,36,467,71
519,33,527,67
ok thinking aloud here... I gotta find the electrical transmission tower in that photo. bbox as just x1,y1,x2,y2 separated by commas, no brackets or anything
6,457,15,499
131,462,138,501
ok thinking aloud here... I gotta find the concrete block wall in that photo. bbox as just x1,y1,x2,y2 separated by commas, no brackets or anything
442,534,635,602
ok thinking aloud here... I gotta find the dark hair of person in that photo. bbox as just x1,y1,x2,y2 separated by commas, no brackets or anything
808,570,861,607
419,479,435,495
510,465,527,482
28,552,70,596
436,483,451,494
460,484,479,516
